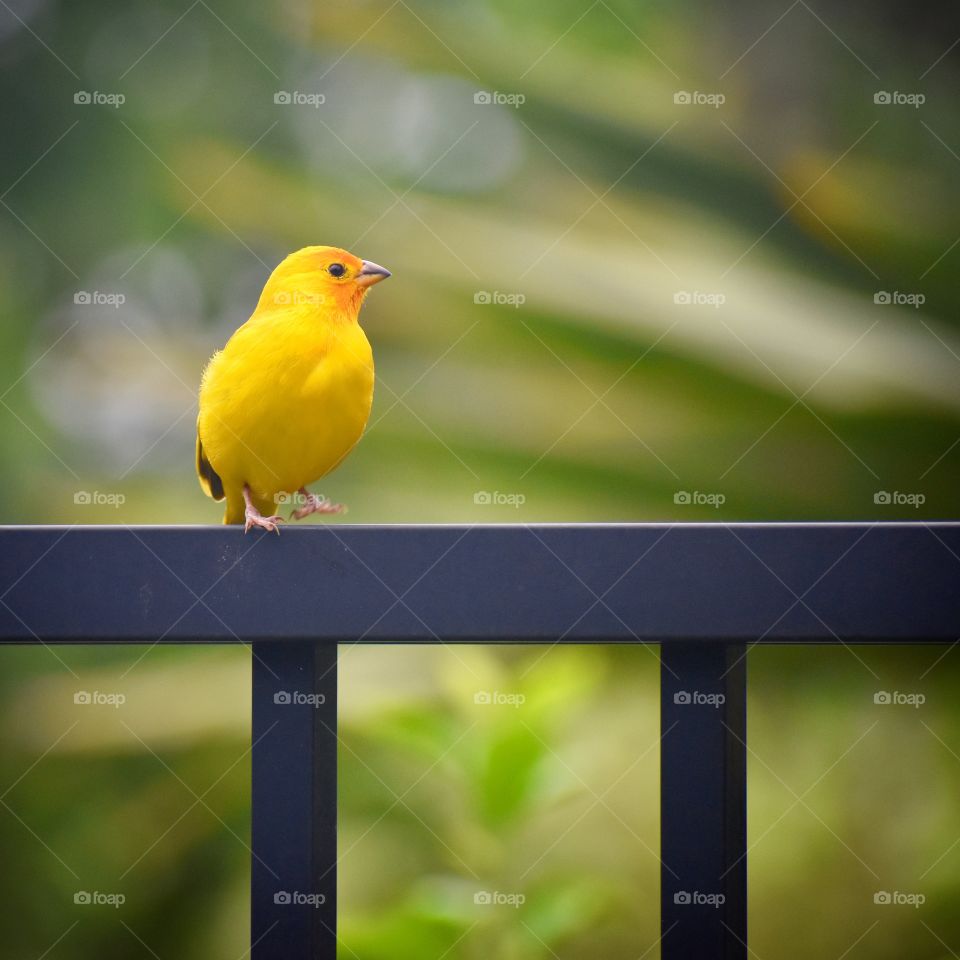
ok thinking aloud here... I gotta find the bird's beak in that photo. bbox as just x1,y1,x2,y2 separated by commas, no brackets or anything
356,260,391,287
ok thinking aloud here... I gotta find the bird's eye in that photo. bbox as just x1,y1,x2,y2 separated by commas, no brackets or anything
328,263,346,278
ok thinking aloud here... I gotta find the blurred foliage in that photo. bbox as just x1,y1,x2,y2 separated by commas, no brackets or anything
1,0,958,956
5,644,960,959
338,645,660,960
749,646,960,960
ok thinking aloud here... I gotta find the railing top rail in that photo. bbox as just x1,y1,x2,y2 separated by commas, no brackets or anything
1,523,957,644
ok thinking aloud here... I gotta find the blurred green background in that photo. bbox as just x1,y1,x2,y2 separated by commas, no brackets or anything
1,0,958,956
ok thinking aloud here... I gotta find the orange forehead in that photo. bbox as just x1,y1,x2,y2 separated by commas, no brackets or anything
306,247,362,272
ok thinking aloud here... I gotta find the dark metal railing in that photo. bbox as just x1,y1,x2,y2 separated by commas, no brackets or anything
2,522,958,959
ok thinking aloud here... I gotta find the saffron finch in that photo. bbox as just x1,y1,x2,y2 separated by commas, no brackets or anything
196,246,390,532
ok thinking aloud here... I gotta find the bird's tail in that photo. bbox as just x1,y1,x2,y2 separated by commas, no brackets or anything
195,422,225,502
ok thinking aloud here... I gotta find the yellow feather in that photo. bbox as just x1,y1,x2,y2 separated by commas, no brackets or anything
196,246,385,526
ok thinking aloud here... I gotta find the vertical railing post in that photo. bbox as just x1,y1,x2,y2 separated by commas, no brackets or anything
661,642,747,960
251,641,338,960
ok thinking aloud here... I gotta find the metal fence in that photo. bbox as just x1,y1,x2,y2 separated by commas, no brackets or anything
2,522,958,959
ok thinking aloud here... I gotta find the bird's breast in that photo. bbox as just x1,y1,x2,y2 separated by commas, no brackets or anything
201,319,374,497
284,325,375,484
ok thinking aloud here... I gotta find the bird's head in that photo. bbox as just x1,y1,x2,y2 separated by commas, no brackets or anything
259,245,391,320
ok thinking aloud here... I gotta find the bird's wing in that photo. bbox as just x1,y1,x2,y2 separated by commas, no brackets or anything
195,417,225,501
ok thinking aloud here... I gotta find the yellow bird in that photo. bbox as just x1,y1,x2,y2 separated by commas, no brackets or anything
196,245,390,533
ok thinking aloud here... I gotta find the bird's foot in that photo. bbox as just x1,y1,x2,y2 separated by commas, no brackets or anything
291,489,346,521
243,484,284,535
244,509,284,535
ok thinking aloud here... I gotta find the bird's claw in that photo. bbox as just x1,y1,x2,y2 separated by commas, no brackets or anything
244,512,284,535
291,494,346,520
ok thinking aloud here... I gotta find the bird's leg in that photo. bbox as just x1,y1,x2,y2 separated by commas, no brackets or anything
291,487,346,520
243,484,284,535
